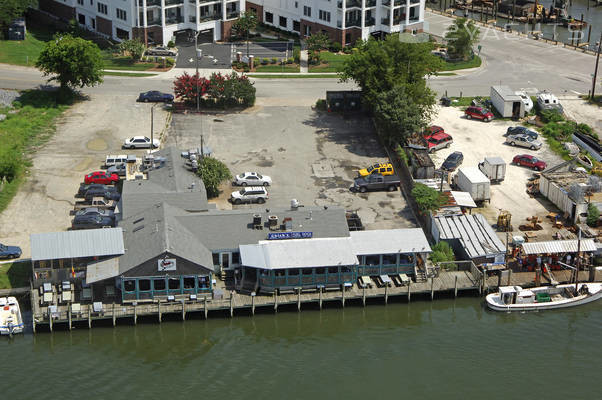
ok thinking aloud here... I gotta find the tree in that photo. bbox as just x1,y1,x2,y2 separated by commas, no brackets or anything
231,11,257,57
0,0,37,38
196,157,232,198
35,34,104,92
305,32,331,64
173,72,209,104
587,203,600,227
118,39,145,61
411,183,446,214
373,84,436,146
445,17,480,61
430,241,455,264
339,35,443,107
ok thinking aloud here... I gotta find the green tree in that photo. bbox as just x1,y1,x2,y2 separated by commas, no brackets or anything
196,157,232,198
339,35,443,106
412,183,446,214
0,0,37,38
305,32,330,64
587,203,600,227
444,17,480,61
35,34,104,93
118,39,145,61
373,84,436,146
232,11,258,57
429,241,455,264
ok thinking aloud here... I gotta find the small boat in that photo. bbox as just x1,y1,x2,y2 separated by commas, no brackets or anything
486,283,602,312
0,297,24,336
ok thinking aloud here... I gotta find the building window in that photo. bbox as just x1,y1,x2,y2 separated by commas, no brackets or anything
183,277,195,289
319,10,331,22
116,8,127,21
97,2,108,15
138,279,151,291
293,20,300,32
304,25,311,36
123,280,135,292
365,254,380,266
78,14,86,25
212,253,219,265
287,268,299,276
168,278,180,290
265,12,273,24
232,251,240,264
328,266,339,274
382,254,397,265
90,0,93,5
77,0,84,5
91,18,95,29
153,278,166,291
116,27,129,40
294,1,298,7
303,6,311,17
279,16,287,28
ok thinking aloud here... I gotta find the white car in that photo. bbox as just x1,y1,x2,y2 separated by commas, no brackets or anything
123,136,160,149
515,91,533,113
233,172,272,186
230,187,269,204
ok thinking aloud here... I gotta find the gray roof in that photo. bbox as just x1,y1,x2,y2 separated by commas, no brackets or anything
484,156,505,165
118,202,215,273
492,85,521,101
174,206,350,251
521,239,597,255
31,228,125,261
350,229,431,255
120,147,209,218
434,214,505,259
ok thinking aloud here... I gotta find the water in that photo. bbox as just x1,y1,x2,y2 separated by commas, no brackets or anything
3,298,602,399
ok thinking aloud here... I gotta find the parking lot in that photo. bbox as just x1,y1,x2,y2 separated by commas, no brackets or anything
0,95,170,257
430,106,564,236
168,106,417,230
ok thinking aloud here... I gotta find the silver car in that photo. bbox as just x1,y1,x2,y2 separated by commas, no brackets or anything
506,134,542,150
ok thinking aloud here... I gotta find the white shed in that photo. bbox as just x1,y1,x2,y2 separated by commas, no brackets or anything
490,86,525,118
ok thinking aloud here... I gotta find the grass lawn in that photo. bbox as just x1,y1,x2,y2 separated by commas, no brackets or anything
254,64,300,72
103,71,158,77
447,96,490,107
0,261,31,289
101,51,157,71
440,55,482,71
0,24,54,66
309,51,350,72
0,90,70,213
248,74,338,78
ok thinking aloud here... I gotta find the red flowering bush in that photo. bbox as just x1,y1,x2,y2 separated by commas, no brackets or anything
173,72,255,108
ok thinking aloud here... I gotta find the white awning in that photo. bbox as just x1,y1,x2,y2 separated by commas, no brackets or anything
86,257,120,284
521,239,597,255
451,191,477,208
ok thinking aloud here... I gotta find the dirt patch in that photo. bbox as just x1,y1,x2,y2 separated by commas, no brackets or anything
86,138,108,151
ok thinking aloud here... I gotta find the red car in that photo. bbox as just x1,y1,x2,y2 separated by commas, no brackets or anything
465,106,494,122
424,125,445,136
512,154,547,171
84,171,119,185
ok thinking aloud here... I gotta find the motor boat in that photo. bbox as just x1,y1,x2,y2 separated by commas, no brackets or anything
486,283,602,312
0,296,24,336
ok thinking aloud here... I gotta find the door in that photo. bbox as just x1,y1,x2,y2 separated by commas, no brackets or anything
512,101,521,118
220,253,230,269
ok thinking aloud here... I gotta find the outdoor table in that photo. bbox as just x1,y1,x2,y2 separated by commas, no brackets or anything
380,275,393,286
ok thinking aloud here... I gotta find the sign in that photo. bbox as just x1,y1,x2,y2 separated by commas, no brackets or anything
267,232,313,240
158,258,176,271
494,254,505,264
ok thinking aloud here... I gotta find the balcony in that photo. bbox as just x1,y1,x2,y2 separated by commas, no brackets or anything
199,13,222,22
166,15,184,24
381,17,390,25
139,0,161,6
165,0,184,5
365,16,375,26
226,11,240,19
339,0,362,8
393,17,403,24
366,0,376,7
147,18,162,26
382,0,391,5
345,18,361,27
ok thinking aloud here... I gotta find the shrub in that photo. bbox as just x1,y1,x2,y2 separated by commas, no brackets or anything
118,39,145,61
412,183,446,213
271,57,278,64
167,40,175,48
396,145,409,166
196,157,232,198
165,57,175,67
430,242,456,267
539,109,564,123
315,99,327,111
0,150,20,182
329,41,342,53
293,48,300,63
261,58,269,65
286,57,294,64
587,203,600,227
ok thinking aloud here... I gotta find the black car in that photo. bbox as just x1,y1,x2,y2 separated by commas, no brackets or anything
77,183,117,197
72,214,115,230
0,243,22,259
75,207,115,219
83,188,121,201
506,126,538,139
137,91,174,103
441,151,464,171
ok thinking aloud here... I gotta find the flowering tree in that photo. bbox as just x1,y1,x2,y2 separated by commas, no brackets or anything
173,72,210,104
173,72,255,108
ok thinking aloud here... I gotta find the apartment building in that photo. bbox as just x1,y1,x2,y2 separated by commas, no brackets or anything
246,0,424,46
38,0,245,45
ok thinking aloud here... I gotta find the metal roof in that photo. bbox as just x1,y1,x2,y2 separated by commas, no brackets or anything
86,257,119,284
240,237,358,269
521,239,597,255
30,228,125,261
434,214,505,259
458,167,489,184
450,191,477,208
484,156,505,165
350,229,431,255
492,85,522,101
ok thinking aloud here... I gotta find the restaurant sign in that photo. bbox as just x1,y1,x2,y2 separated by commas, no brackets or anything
267,231,313,240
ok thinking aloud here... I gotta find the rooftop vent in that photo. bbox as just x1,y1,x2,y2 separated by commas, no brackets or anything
253,214,262,230
291,199,299,209
268,215,278,230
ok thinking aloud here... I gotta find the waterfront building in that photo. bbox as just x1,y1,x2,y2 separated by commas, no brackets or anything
246,0,425,46
37,0,244,45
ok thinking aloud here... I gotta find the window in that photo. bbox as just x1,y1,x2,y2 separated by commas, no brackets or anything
295,1,298,7
293,20,300,32
365,255,380,266
91,18,95,29
265,12,273,23
212,253,219,265
168,278,180,290
123,280,135,292
399,254,414,264
153,278,166,291
319,10,331,22
315,267,325,275
304,25,311,36
382,254,397,265
198,276,209,289
183,277,195,289
231,252,240,264
288,269,299,276
116,8,127,21
138,279,151,291
78,14,85,25
77,0,83,5
97,2,108,15
302,268,313,275
303,6,311,17
279,16,287,28
275,270,285,277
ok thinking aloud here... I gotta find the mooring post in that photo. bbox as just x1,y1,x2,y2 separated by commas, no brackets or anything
251,292,255,315
341,286,345,307
112,303,116,327
297,288,301,312
32,315,36,334
87,306,91,329
274,291,278,312
229,291,233,318
384,284,388,304
454,275,458,298
430,277,434,300
204,296,208,319
158,301,162,323
362,286,366,307
134,303,137,325
507,269,512,286
49,309,53,332
68,307,72,331
497,273,502,288
408,280,411,303
319,287,323,310
181,301,186,321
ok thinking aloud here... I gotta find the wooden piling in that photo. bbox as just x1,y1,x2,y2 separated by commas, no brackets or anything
229,291,233,318
408,280,411,303
32,316,36,334
204,296,208,319
454,276,458,298
319,288,323,310
49,310,53,332
251,294,255,315
87,306,91,329
430,277,434,300
507,270,512,286
158,302,162,323
112,303,116,327
134,303,137,325
274,291,278,312
297,288,301,312
384,285,388,304
68,307,72,331
341,287,345,307
362,287,366,307
181,301,186,321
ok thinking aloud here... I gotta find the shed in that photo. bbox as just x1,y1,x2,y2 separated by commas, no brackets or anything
409,148,435,179
521,239,597,255
490,86,525,118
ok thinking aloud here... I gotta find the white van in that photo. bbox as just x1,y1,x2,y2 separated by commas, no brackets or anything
104,155,128,168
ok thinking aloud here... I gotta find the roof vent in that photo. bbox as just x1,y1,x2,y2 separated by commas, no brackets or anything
268,215,278,230
253,214,262,230
291,199,299,209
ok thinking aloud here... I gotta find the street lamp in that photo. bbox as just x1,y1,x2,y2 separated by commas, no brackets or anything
194,30,203,112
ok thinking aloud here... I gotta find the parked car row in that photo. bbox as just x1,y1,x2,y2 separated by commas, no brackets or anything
230,172,272,204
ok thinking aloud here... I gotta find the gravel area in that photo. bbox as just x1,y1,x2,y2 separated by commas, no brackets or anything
0,89,20,108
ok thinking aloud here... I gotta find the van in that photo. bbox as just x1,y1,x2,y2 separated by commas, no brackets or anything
105,155,128,168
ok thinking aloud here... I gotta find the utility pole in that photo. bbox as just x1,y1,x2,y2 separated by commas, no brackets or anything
591,32,602,100
194,30,202,113
150,105,154,152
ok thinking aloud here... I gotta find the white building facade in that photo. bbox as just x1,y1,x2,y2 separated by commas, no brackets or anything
246,0,424,45
39,0,245,45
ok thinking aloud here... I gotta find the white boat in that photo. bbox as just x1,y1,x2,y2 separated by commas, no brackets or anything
0,297,24,335
515,91,533,113
486,283,602,312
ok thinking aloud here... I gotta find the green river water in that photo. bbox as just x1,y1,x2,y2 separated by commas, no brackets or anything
3,297,601,400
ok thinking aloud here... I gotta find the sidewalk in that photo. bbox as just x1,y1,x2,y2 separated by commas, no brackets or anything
300,50,308,73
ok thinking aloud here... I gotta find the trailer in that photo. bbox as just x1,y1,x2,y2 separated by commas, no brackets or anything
478,157,506,183
454,167,491,203
490,86,525,119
